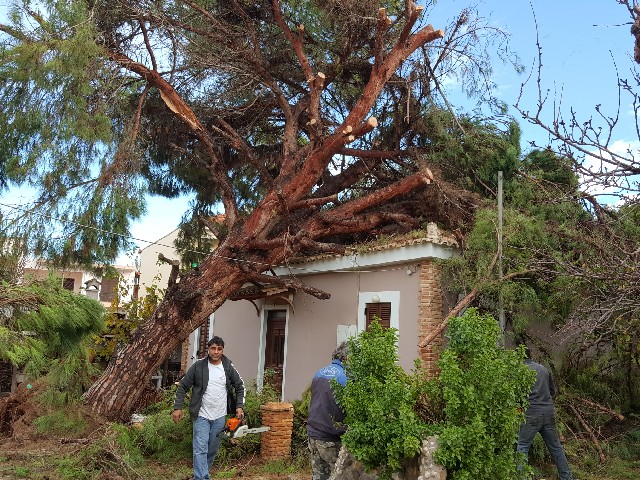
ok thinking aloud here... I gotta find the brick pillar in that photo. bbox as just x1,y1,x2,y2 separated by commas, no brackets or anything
259,402,294,459
418,260,444,377
179,339,189,377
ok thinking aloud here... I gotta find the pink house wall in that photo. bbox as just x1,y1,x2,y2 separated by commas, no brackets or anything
211,264,423,402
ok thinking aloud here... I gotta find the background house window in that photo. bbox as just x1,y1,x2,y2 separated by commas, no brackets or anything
62,278,75,291
365,302,391,330
99,277,118,303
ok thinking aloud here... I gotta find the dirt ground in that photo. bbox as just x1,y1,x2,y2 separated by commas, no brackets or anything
0,385,310,480
0,435,311,480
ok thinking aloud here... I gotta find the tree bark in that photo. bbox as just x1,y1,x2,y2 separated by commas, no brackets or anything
83,254,246,420
80,0,446,420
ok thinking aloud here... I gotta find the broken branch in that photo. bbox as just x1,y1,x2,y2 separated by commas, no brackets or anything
158,253,180,287
243,271,331,300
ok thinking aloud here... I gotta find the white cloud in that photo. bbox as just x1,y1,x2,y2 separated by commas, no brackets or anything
583,139,640,204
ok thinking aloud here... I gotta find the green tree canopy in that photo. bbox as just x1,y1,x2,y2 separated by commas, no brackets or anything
0,274,105,400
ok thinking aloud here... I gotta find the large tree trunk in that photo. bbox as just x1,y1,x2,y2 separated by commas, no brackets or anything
81,1,445,420
84,254,247,420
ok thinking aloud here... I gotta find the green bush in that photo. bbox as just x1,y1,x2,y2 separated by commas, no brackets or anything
432,308,535,480
291,386,312,465
336,310,535,480
337,321,434,478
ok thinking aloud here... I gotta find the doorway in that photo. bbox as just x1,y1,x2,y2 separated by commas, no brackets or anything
264,309,286,398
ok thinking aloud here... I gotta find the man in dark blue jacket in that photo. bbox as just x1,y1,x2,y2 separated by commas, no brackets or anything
172,336,245,480
307,342,348,480
517,346,573,480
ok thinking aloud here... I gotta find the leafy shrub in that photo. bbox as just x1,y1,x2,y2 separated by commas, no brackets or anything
290,386,312,465
336,310,535,480
336,321,434,478
432,308,535,480
91,277,163,362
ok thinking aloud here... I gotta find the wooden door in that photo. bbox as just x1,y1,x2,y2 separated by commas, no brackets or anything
264,310,286,398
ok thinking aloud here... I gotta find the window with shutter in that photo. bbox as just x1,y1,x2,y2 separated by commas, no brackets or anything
99,277,118,302
365,302,391,330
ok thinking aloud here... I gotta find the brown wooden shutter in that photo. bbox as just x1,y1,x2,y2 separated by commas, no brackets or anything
62,278,75,291
99,277,118,302
365,302,391,330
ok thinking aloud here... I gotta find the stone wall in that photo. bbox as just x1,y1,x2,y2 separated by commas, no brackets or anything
329,437,446,480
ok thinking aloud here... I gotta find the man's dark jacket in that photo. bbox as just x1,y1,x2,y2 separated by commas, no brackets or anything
524,358,555,416
173,354,245,419
307,359,347,442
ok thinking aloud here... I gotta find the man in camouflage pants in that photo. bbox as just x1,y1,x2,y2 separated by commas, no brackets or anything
306,342,348,480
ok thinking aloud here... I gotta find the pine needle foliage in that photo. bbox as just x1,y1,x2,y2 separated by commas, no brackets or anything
0,274,105,400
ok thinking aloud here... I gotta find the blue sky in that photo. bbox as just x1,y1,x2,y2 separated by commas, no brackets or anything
1,1,636,264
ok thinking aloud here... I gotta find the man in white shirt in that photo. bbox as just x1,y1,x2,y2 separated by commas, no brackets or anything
173,336,245,480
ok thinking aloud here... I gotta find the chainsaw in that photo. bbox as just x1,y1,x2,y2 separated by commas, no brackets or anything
217,416,270,440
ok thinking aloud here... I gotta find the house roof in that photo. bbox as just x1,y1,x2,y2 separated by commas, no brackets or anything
286,222,458,266
230,223,459,302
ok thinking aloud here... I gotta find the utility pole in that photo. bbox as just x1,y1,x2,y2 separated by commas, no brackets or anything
497,171,505,338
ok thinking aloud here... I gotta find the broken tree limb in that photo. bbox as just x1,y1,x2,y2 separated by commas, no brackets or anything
578,398,625,421
289,194,340,210
568,404,606,462
200,215,225,240
158,253,180,287
419,286,479,348
242,271,331,299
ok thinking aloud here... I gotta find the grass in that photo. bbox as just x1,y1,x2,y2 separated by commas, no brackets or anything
213,467,238,478
33,410,87,436
13,467,31,478
527,433,640,480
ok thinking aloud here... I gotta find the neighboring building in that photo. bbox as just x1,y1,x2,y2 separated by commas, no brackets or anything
0,260,136,396
137,223,220,386
20,259,136,308
137,228,182,300
209,223,459,401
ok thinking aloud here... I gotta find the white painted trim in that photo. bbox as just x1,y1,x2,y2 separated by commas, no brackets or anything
357,291,400,333
257,304,289,399
208,313,215,341
191,328,200,364
273,242,456,277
